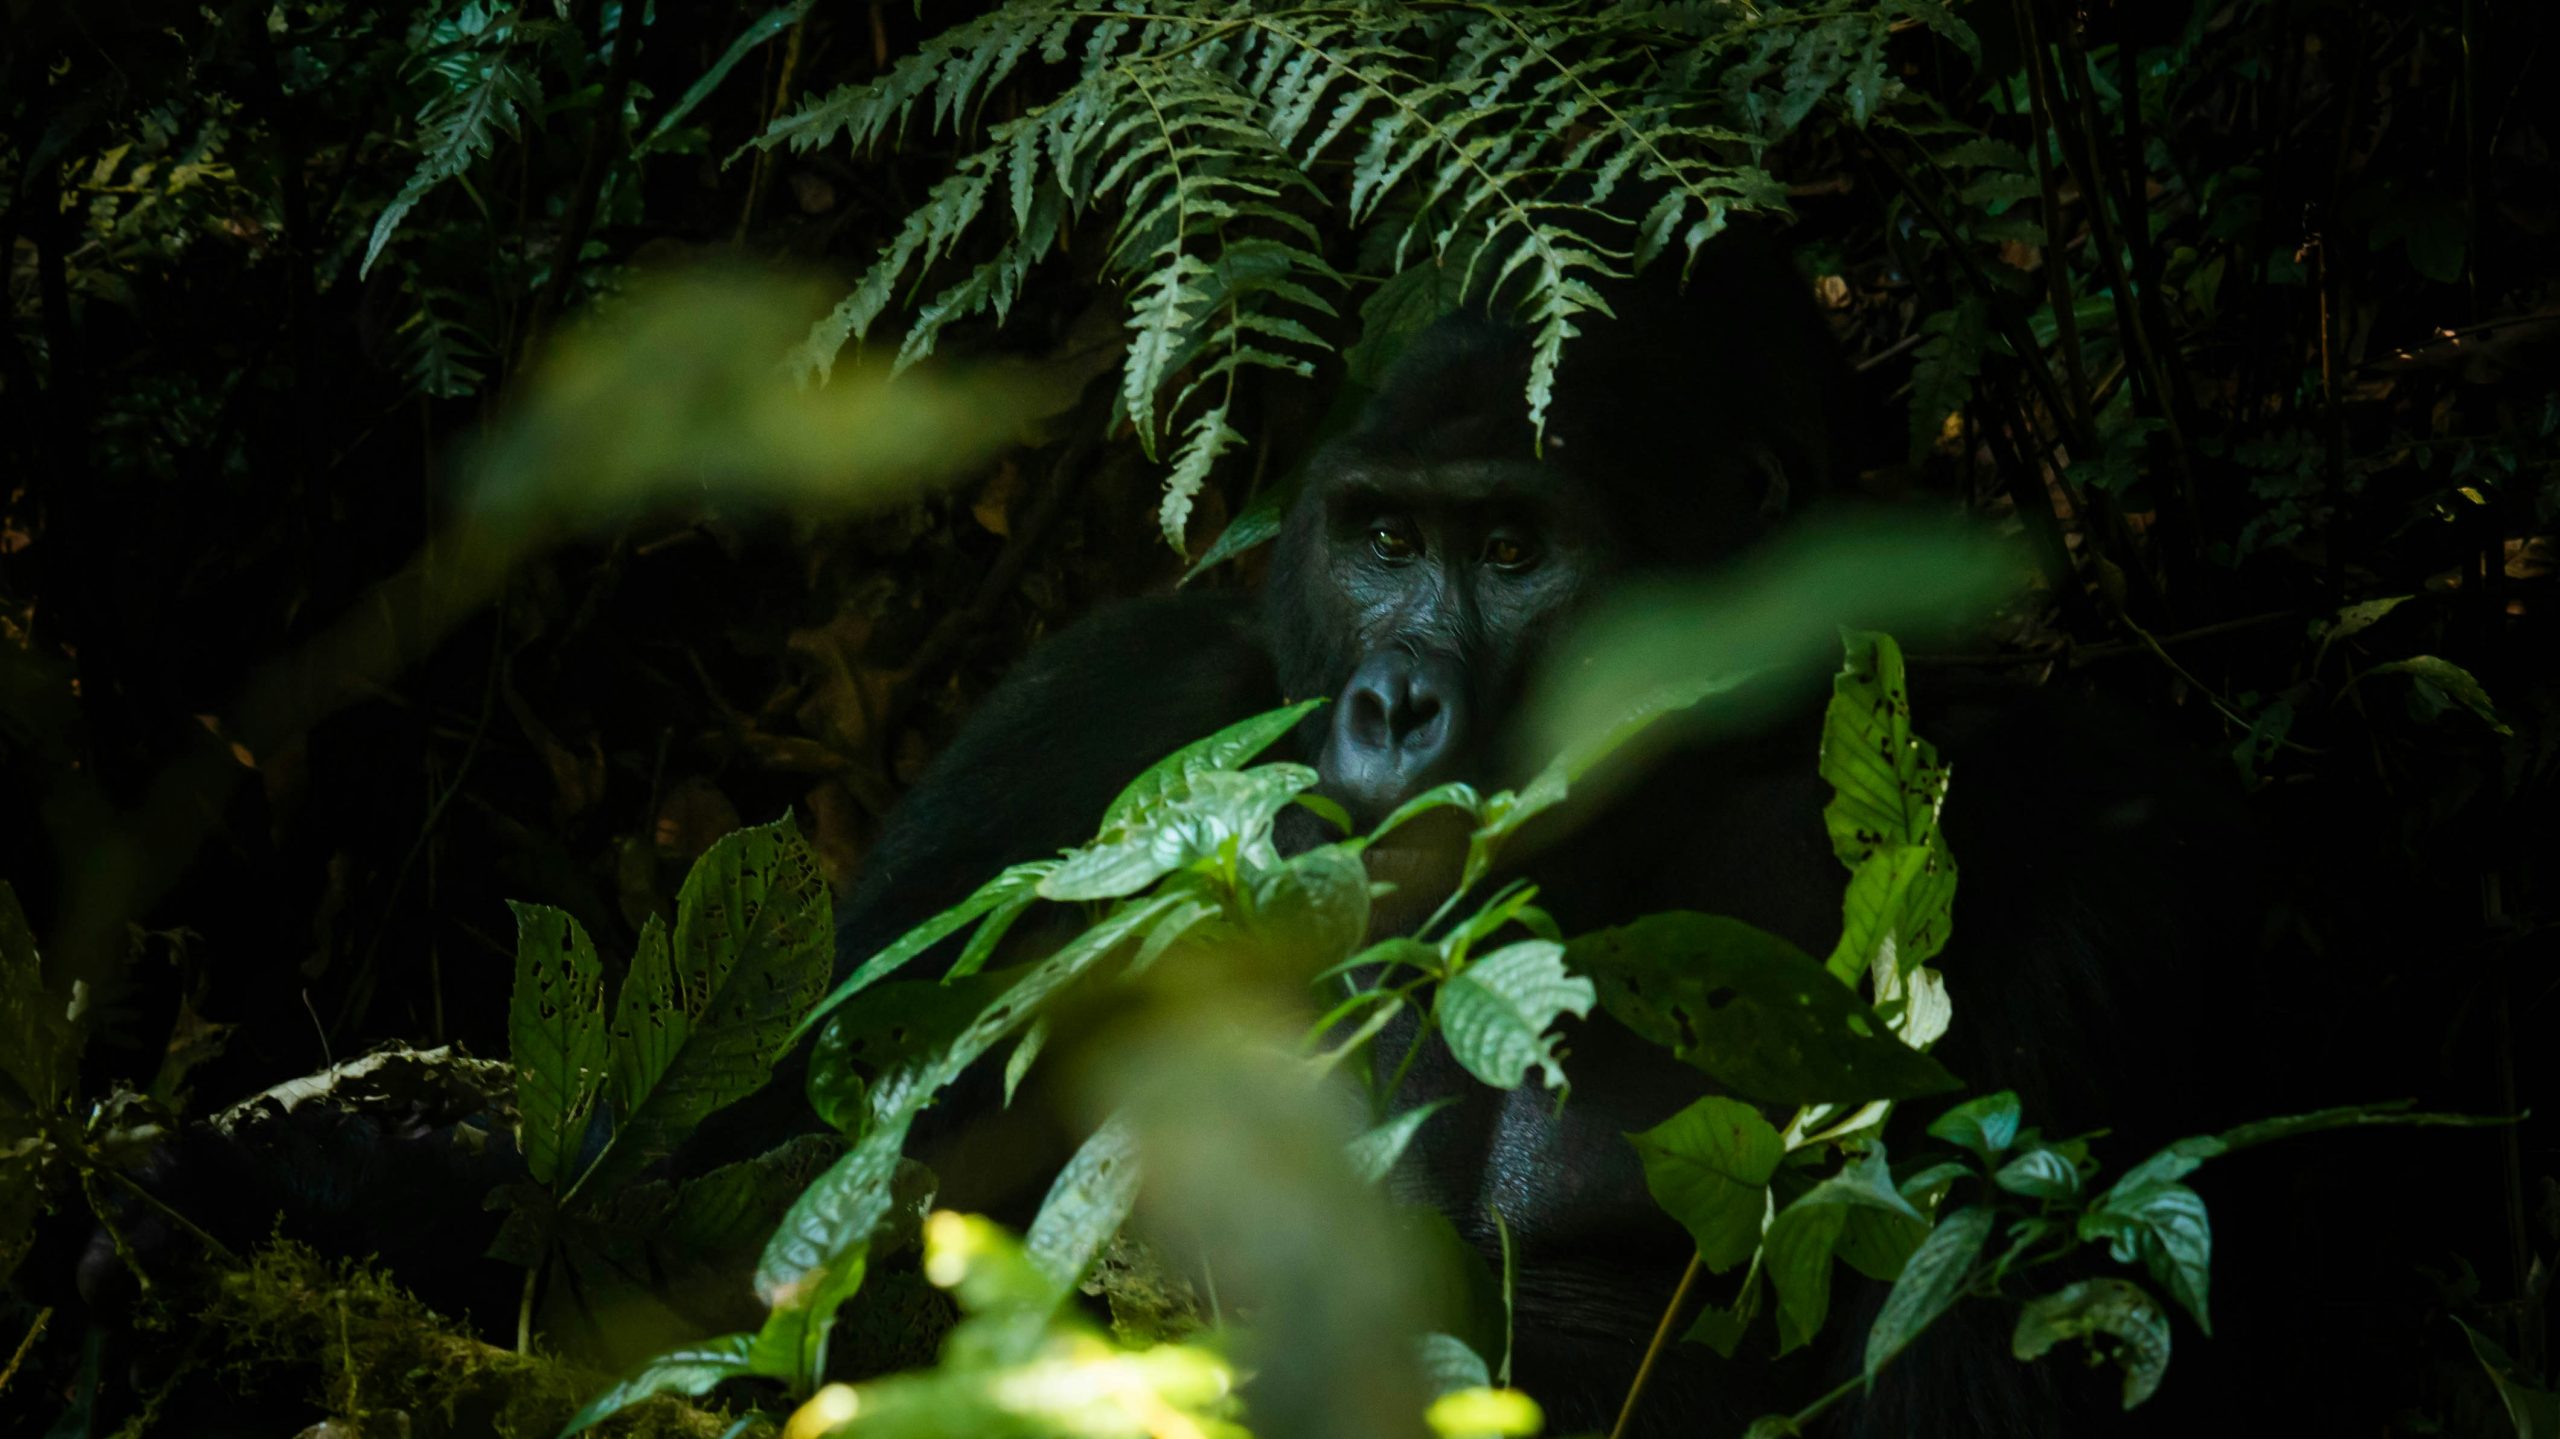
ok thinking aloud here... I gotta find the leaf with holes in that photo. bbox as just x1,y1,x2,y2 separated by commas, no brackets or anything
1571,912,1959,1107
2012,1277,2174,1409
506,902,608,1189
594,819,832,1190
2079,1179,2214,1333
1025,1115,1142,1301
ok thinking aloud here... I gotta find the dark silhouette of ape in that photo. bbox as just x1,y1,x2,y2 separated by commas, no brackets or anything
833,232,2244,1437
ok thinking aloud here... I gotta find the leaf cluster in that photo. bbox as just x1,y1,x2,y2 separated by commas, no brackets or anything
762,0,1971,548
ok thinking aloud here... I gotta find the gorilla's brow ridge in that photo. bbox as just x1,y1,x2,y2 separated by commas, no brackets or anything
1329,458,1576,517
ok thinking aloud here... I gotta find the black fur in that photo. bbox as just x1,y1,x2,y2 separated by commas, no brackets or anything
829,236,2251,1436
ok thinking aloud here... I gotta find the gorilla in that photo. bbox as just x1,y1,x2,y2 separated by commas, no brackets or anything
60,231,2256,1439
823,230,2249,1437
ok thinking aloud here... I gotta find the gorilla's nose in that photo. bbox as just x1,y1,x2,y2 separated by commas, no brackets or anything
1329,651,1466,818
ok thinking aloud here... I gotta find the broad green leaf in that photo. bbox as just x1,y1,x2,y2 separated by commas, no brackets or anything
2371,655,2512,734
1819,632,1956,985
1766,1145,1928,1349
1825,841,1954,987
660,1133,853,1257
1098,699,1323,832
506,902,607,1188
748,1245,872,1390
1765,1193,1847,1354
1416,1331,1492,1396
1437,940,1594,1091
1180,483,1289,583
1820,630,1948,866
558,1333,758,1437
1863,1204,1995,1382
595,820,832,1189
2456,1316,2560,1439
1249,843,1372,968
2011,1277,2174,1409
798,860,1054,1040
2079,1181,2213,1334
759,893,1185,1301
1042,765,1318,901
757,1121,911,1307
1572,912,1961,1106
1025,1115,1142,1300
1993,1147,2082,1201
1628,1096,1784,1271
1349,1098,1454,1185
1926,1091,2021,1164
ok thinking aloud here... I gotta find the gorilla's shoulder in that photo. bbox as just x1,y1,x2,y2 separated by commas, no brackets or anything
842,589,1282,942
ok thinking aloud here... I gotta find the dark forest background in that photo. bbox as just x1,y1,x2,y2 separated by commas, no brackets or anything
2,0,2557,1434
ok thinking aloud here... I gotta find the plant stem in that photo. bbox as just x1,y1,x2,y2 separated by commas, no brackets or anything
1609,1251,1702,1439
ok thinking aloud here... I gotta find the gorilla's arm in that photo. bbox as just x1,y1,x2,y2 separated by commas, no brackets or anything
834,590,1282,970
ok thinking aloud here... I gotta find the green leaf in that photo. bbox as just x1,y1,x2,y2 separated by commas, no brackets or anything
759,893,1186,1301
1993,1147,2082,1201
2079,1180,2213,1334
747,1245,871,1390
1416,1331,1492,1396
1025,1115,1142,1300
800,860,1053,1038
558,1333,758,1437
2369,655,2513,735
1043,765,1317,901
1180,483,1288,583
1249,843,1372,968
1863,1204,1995,1382
1825,843,1955,988
1098,700,1323,832
2455,1317,2560,1439
594,820,832,1188
756,1121,910,1308
659,1133,852,1257
1819,632,1956,982
1348,1098,1454,1185
1571,912,1961,1107
506,902,608,1189
640,2,810,154
0,881,79,1116
1925,1091,2021,1165
1627,1096,1783,1272
1766,1145,1930,1350
2012,1277,2174,1409
1437,940,1595,1091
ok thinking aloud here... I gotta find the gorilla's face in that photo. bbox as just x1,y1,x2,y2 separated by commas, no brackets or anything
1270,452,1619,829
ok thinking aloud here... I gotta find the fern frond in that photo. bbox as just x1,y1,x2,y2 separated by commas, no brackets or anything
363,7,549,279
773,0,1971,548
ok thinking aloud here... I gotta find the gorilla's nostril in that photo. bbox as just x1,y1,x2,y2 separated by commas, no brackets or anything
1397,692,1442,742
1346,685,1393,747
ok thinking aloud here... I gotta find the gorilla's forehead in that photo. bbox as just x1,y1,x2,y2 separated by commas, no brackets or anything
1322,454,1594,516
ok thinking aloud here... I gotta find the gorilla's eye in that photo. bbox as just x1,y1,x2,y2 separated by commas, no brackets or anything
1369,523,1420,563
1483,535,1536,570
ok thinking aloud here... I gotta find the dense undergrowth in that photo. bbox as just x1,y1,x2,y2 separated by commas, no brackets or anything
3,0,2556,1435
